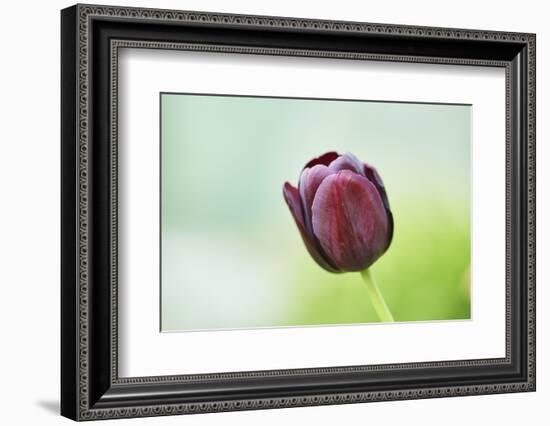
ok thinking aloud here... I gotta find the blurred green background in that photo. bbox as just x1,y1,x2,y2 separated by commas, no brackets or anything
161,93,471,331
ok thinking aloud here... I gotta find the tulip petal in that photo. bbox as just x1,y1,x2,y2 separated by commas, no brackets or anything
303,151,339,170
299,164,333,233
328,152,364,175
311,171,390,272
283,182,339,272
363,163,389,209
364,163,393,249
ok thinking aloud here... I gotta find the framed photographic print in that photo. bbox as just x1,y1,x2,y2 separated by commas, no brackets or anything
61,3,536,421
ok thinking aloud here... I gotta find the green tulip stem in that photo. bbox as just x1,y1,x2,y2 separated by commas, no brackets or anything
360,269,394,323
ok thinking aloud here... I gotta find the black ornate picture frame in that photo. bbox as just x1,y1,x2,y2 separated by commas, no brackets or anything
61,3,536,421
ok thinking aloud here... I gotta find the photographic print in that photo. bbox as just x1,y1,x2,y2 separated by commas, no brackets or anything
160,93,471,332
62,6,535,418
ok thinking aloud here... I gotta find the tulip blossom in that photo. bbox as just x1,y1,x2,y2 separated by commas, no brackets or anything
283,151,393,272
283,151,394,322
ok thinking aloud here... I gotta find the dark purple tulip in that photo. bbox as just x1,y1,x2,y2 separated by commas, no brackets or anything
283,152,393,273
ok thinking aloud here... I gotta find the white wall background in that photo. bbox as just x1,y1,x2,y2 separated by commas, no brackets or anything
0,0,546,424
